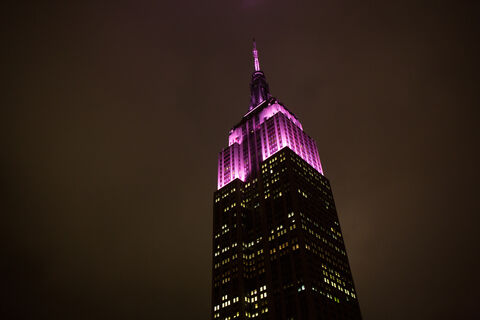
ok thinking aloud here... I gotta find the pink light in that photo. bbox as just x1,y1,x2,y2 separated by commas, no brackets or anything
258,102,303,130
219,100,323,190
228,127,243,146
253,39,260,71
217,143,246,189
258,112,323,175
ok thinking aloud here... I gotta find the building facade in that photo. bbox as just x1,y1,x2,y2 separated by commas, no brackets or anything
212,41,362,320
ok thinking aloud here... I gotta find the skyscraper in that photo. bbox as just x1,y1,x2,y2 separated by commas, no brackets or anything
212,41,362,320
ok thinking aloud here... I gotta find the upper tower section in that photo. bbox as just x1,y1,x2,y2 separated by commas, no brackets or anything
249,39,270,111
216,41,323,190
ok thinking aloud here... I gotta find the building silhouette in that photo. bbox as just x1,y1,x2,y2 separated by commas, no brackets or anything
212,41,362,320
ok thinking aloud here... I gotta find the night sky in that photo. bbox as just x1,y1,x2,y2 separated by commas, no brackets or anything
3,1,479,319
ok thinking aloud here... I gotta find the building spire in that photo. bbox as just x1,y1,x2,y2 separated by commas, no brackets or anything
249,38,270,111
252,38,260,71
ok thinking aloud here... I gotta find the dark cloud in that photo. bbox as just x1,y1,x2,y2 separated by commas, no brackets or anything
2,1,479,319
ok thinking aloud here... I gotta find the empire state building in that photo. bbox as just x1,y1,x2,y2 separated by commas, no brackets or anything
212,41,362,320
